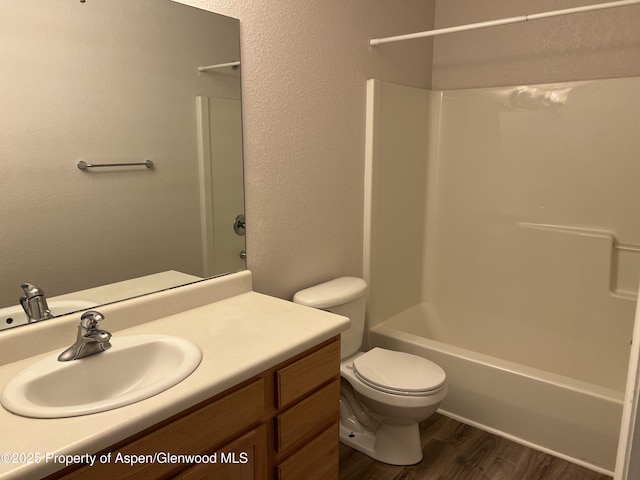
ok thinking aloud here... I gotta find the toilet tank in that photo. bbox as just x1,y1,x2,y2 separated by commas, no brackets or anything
293,277,368,359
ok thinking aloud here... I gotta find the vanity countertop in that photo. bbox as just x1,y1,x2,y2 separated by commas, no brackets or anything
0,289,349,480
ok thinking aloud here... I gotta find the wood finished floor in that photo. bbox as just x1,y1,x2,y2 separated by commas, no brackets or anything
339,414,612,480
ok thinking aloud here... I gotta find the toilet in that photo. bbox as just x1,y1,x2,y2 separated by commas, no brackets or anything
293,277,447,465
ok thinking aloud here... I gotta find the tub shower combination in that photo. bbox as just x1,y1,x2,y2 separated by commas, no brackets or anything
364,76,640,474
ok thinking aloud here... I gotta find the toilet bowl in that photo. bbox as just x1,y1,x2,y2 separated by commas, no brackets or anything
339,349,447,464
293,277,447,465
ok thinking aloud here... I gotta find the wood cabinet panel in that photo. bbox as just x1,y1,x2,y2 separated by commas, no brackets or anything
276,379,339,453
275,340,339,408
275,424,339,480
56,379,264,480
174,426,266,480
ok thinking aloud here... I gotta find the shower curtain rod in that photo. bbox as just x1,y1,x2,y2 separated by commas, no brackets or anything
370,0,640,46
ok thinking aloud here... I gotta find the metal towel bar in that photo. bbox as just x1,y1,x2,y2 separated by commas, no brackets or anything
77,160,154,170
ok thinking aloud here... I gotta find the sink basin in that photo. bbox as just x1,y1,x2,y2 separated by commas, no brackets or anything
1,334,202,418
0,300,97,330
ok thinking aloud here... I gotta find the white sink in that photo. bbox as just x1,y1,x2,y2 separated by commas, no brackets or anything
0,300,97,330
0,334,202,418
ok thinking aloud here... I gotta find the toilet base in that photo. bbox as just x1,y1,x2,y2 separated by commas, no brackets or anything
339,420,423,465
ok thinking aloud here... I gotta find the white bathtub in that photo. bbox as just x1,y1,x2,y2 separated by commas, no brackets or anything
369,304,623,475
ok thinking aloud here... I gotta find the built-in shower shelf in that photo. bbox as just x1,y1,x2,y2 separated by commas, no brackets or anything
518,222,640,300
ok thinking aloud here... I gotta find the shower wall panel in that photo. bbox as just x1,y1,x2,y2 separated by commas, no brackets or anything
424,77,640,390
364,80,435,329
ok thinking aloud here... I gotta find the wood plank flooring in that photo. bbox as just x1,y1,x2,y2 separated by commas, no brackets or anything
339,414,612,480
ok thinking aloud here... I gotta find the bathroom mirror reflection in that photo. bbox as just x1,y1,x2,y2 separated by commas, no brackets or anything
0,0,245,330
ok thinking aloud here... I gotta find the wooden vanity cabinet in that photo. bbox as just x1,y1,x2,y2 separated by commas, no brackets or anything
46,337,340,480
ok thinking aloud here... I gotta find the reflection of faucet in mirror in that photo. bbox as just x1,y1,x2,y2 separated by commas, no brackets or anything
19,283,53,323
58,311,112,362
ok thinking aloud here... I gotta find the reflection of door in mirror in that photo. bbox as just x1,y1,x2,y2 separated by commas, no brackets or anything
197,96,246,276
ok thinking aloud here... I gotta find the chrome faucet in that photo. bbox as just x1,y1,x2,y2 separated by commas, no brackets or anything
20,283,53,323
58,311,112,362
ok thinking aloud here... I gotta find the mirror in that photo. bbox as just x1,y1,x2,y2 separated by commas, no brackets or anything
0,0,245,330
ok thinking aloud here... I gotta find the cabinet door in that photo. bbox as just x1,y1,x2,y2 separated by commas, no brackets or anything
175,427,265,480
276,424,339,480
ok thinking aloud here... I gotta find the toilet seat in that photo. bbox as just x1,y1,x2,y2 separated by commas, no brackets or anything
353,348,446,397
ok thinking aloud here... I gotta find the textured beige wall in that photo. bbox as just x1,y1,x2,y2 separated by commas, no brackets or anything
180,0,436,298
432,0,640,89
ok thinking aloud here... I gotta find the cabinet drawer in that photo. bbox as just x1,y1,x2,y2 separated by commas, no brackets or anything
276,424,339,480
276,379,339,453
275,340,339,408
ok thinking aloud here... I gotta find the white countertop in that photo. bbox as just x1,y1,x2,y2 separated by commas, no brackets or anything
0,289,349,479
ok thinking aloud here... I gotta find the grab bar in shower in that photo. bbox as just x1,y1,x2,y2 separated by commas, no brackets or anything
77,160,154,170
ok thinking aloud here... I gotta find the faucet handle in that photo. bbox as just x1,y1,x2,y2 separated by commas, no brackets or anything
80,310,105,329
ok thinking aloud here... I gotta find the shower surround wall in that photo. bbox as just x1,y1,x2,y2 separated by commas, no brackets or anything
364,77,640,472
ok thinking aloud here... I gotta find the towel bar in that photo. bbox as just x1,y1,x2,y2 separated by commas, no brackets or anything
77,160,154,170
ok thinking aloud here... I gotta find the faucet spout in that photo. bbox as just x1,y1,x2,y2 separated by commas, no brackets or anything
58,311,112,362
20,283,53,323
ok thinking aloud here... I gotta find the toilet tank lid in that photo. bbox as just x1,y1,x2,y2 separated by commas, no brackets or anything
293,277,367,309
